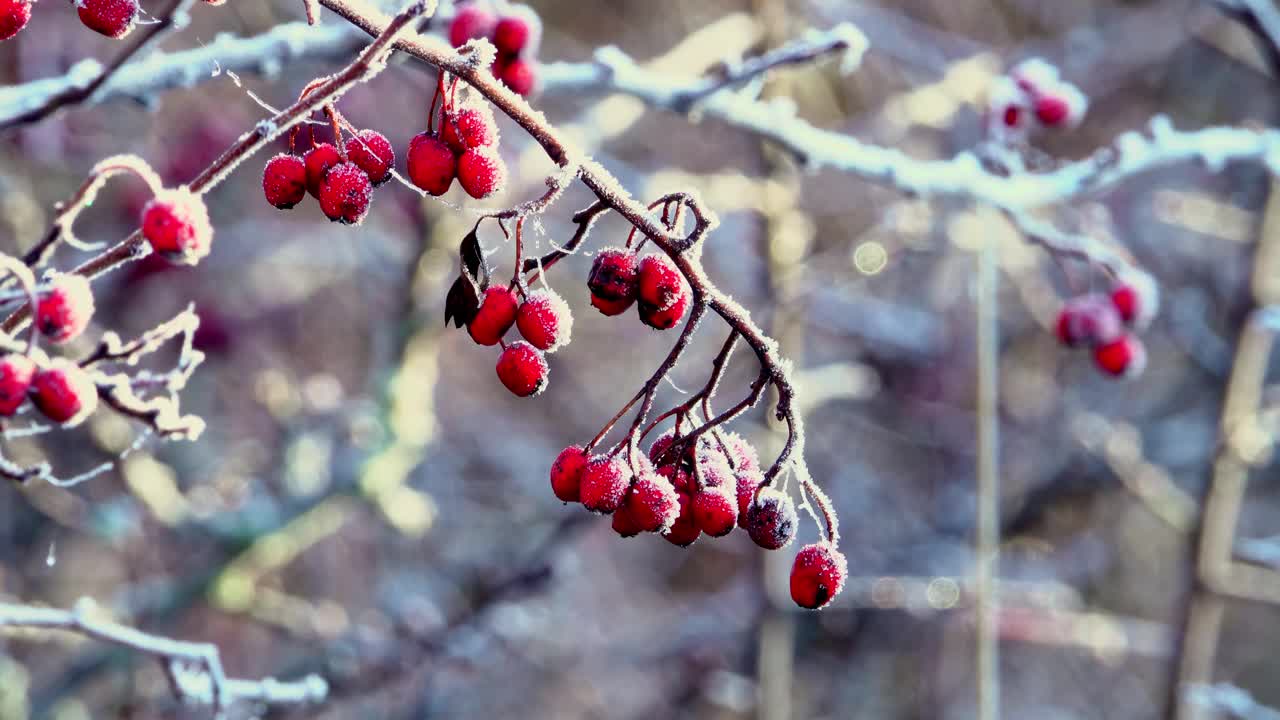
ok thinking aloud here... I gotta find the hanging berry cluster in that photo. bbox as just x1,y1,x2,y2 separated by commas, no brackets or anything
1055,272,1157,379
408,79,509,199
448,1,542,96
986,58,1088,142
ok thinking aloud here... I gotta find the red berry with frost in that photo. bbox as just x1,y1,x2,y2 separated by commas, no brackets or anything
468,286,519,346
550,445,587,502
1055,294,1121,348
303,143,342,198
496,341,548,397
790,543,848,609
31,358,98,426
318,162,373,225
693,443,734,488
637,254,684,311
142,188,213,265
693,486,737,537
663,491,701,547
457,146,507,199
1033,84,1087,129
262,154,307,209
442,105,498,153
656,462,692,494
1034,95,1069,126
448,4,496,48
0,354,34,416
590,294,632,317
492,6,539,56
0,0,32,41
723,432,759,473
579,454,631,514
516,289,572,352
406,132,456,196
1093,334,1146,379
734,466,764,527
649,430,678,466
744,488,798,550
345,130,395,186
588,247,638,312
78,0,138,38
36,273,95,344
623,465,681,533
498,57,538,97
612,503,643,538
639,288,690,330
1110,272,1159,330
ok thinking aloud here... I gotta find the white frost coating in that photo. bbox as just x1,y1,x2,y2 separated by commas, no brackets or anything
68,59,106,87
827,23,870,75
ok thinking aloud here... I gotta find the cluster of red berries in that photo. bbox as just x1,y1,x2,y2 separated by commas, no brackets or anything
588,247,691,329
549,429,847,609
987,58,1088,140
1055,272,1157,378
408,92,507,200
448,1,541,97
262,127,393,225
469,283,570,397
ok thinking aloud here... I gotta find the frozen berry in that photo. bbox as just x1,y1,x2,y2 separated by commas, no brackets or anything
550,444,587,502
637,254,684,311
790,543,848,609
31,358,98,426
1002,105,1021,128
587,247,638,313
744,488,798,550
622,465,681,533
441,105,498,153
590,294,632,317
611,503,643,537
345,129,395,186
516,289,572,352
1055,294,1121,348
734,466,764,527
36,273,95,344
639,288,689,330
262,154,307,209
1093,334,1146,379
1033,85,1087,129
406,132,456,196
579,454,631,514
496,340,548,397
723,432,759,473
448,3,496,48
78,0,138,38
1110,272,1159,330
648,429,679,466
492,6,539,55
0,0,31,41
303,143,343,198
692,486,737,537
663,491,701,547
468,286,519,346
498,57,538,96
0,354,34,416
141,188,213,265
693,444,734,491
656,462,692,494
457,145,507,199
318,162,373,225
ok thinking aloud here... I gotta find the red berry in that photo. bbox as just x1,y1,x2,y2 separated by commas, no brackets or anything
622,464,681,533
1002,105,1021,128
36,273,95,344
495,340,548,397
692,486,737,537
637,254,684,311
723,432,759,473
468,286,519,346
406,132,456,196
0,354,34,416
611,503,643,538
663,491,701,547
345,130,395,186
590,294,632,317
78,0,138,38
1110,272,1159,330
587,247,638,312
498,57,538,96
0,0,32,41
744,488,798,550
457,145,507,199
734,466,764,527
1093,334,1146,379
448,4,496,48
516,289,572,352
492,6,538,55
441,105,498,153
1032,84,1087,129
141,188,213,265
31,358,98,426
648,430,678,465
638,288,690,330
550,445,587,502
1034,95,1069,126
318,162,373,225
579,454,631,514
694,448,735,491
1055,294,1121,348
656,463,692,494
790,543,848,609
262,154,307,209
303,143,343,198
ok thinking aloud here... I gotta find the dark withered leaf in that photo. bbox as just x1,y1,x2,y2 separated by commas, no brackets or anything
444,224,491,328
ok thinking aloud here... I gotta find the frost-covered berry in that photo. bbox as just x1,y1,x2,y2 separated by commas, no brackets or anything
496,340,548,397
318,162,373,225
637,254,684,311
442,105,498,153
345,130,395,186
649,429,679,465
579,454,631,514
492,6,539,56
550,444,588,502
516,289,572,352
142,188,213,265
303,143,343,198
723,432,759,473
790,543,847,609
588,247,638,314
663,491,701,547
262,154,307,209
744,488,798,550
1055,294,1121,348
0,354,34,416
1110,272,1159,330
36,273,95,344
498,57,538,96
468,286,519,346
31,358,98,426
622,464,681,533
448,3,496,48
1093,334,1146,379
639,288,690,330
457,146,507,199
693,486,737,537
0,0,32,41
78,0,138,38
656,462,692,494
735,466,764,527
1033,84,1088,129
406,132,456,196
